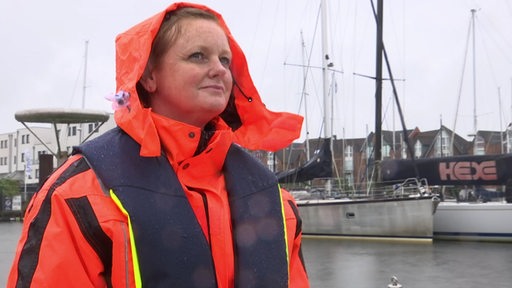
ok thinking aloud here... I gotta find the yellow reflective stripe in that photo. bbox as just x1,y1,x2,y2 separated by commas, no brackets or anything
110,190,142,288
278,185,290,284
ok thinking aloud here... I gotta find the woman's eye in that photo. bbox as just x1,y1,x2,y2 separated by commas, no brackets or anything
219,56,231,67
189,52,206,62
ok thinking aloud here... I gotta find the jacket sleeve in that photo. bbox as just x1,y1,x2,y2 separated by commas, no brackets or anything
281,189,310,288
7,155,134,288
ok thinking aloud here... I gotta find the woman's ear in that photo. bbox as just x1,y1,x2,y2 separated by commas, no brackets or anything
139,72,157,93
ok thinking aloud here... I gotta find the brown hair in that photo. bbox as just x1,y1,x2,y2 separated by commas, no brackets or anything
137,8,220,107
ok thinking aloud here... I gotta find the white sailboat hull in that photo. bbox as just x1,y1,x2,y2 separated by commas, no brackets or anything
297,196,437,240
433,202,512,242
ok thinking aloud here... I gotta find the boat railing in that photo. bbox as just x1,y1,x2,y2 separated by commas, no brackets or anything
286,177,434,201
391,177,431,198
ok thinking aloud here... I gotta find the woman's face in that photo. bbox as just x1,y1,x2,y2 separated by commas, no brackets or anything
143,18,233,127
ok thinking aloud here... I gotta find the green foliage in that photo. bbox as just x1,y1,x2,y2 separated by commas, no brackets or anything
0,179,20,197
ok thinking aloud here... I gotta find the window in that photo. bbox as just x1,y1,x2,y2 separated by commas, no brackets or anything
401,141,407,159
414,141,422,158
344,145,354,171
21,134,30,144
266,152,274,171
366,144,372,159
474,136,485,155
68,126,77,136
88,122,99,134
21,153,25,163
441,132,450,156
436,131,451,157
507,126,512,153
382,144,390,158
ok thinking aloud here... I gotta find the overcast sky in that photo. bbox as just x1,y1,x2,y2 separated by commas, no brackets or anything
1,0,511,142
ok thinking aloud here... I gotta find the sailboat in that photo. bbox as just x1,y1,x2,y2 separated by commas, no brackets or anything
381,9,512,242
382,152,512,242
280,0,440,240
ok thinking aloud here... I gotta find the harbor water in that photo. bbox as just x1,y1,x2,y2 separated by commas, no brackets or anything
2,221,512,287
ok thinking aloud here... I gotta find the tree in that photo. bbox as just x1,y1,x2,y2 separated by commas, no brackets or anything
0,178,20,197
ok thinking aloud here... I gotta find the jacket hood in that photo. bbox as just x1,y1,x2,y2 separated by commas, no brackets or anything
113,2,303,155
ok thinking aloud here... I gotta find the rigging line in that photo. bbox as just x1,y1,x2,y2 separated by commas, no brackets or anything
284,0,323,170
351,0,359,139
299,2,325,141
299,32,309,137
478,7,512,64
369,0,419,177
478,19,500,92
311,2,325,140
70,61,83,108
498,87,504,153
333,0,347,73
257,1,280,86
286,3,322,130
352,72,404,81
451,15,472,153
401,0,407,114
477,17,512,85
381,89,393,131
287,32,310,170
284,63,343,74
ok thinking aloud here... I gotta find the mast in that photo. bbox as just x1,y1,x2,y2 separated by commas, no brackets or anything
320,0,333,194
80,40,89,143
510,78,512,153
300,31,311,161
321,0,331,139
499,87,504,154
471,9,477,142
374,0,384,182
82,40,89,110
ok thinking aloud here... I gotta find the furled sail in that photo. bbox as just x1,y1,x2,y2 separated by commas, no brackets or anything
276,138,333,183
381,154,512,185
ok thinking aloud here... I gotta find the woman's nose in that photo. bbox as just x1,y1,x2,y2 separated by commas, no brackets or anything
208,58,230,77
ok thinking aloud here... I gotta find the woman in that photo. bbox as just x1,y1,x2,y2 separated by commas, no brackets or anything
8,3,308,287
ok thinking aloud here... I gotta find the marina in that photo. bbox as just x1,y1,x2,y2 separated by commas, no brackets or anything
1,1,511,286
2,222,512,287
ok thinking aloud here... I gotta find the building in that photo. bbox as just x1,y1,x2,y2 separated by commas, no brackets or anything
0,114,116,207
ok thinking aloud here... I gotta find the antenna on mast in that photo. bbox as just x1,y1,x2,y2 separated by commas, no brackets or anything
80,40,89,143
82,40,89,110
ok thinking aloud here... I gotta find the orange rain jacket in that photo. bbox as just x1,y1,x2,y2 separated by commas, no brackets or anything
8,2,308,288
